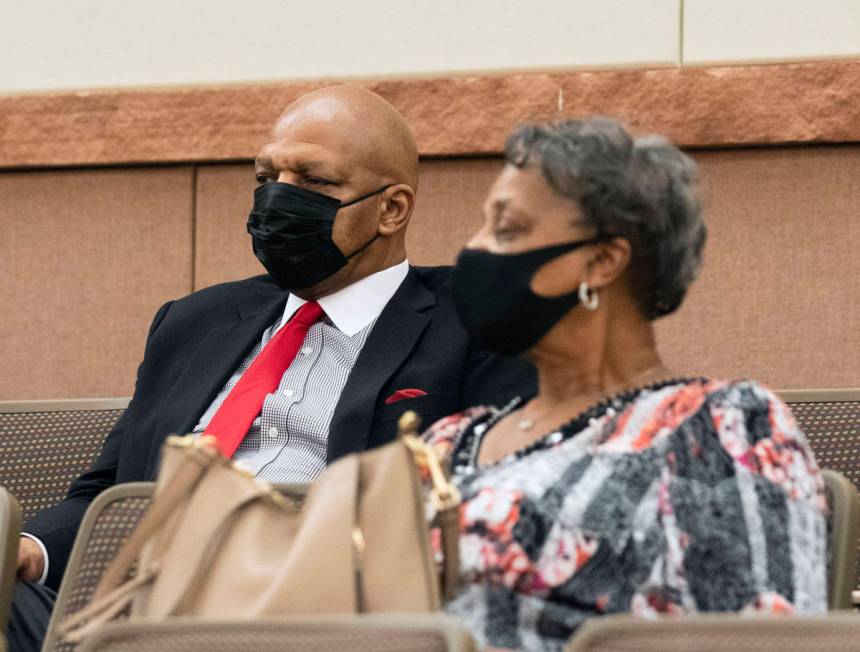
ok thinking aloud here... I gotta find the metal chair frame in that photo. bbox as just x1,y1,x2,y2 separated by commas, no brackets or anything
0,398,131,524
778,388,860,606
820,469,860,609
567,612,860,651
0,399,131,414
78,614,477,652
43,483,154,652
777,389,860,404
0,487,23,637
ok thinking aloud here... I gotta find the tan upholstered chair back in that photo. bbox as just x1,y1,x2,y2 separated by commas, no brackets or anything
778,389,860,597
44,483,154,652
0,487,22,637
0,399,129,522
77,615,477,652
566,613,860,651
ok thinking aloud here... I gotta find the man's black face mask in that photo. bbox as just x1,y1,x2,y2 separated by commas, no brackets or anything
247,181,390,291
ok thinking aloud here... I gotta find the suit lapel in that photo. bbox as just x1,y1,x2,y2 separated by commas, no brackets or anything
144,292,286,477
327,268,435,461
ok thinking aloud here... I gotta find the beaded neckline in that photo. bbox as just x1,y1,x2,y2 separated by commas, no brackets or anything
454,376,708,473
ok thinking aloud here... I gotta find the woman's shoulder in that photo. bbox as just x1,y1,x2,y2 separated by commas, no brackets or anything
635,377,791,419
697,378,801,439
601,377,805,454
642,377,802,439
655,378,823,504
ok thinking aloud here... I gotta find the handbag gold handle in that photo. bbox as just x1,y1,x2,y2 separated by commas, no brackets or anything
398,411,462,602
398,411,461,511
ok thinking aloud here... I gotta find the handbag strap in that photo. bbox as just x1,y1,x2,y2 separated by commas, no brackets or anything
435,503,460,602
398,412,462,603
93,438,220,600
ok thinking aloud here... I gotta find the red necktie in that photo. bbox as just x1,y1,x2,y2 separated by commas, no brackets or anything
204,300,325,457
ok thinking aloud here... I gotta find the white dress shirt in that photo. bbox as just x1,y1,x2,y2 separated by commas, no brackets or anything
191,259,411,482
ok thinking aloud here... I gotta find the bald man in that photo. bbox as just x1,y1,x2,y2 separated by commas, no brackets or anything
8,87,535,651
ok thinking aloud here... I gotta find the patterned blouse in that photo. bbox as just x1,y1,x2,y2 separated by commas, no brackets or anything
423,378,827,651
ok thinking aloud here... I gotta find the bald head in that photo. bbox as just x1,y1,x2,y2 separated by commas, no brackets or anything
253,86,420,297
272,86,418,189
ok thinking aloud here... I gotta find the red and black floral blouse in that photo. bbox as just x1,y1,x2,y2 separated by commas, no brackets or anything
423,378,827,651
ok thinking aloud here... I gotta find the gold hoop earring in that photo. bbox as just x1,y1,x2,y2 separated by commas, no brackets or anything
578,281,599,311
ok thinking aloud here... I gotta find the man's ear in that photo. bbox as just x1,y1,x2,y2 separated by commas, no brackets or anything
377,184,415,236
585,237,632,289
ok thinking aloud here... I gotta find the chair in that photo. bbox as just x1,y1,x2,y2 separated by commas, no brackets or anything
820,470,860,609
43,483,154,652
566,612,860,651
77,614,477,652
0,399,129,523
778,389,860,600
0,487,23,640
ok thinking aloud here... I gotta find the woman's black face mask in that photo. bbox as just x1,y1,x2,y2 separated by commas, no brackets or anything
451,238,604,356
247,181,390,291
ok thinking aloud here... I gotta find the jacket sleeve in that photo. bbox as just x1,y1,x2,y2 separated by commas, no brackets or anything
458,346,537,412
22,300,173,590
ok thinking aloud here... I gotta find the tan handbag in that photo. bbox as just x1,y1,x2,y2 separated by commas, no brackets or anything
60,412,461,644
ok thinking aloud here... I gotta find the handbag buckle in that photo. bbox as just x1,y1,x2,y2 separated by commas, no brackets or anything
398,411,462,513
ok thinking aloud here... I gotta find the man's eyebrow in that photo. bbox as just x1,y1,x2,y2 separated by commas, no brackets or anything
295,160,345,177
254,156,346,179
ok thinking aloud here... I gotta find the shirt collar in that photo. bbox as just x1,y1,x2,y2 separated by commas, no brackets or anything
278,260,410,337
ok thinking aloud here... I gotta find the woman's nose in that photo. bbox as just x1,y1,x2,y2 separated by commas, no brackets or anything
465,224,494,251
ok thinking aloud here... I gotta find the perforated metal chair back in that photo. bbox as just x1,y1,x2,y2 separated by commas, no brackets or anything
43,483,154,652
778,389,860,595
77,615,477,652
0,399,129,523
566,613,860,651
0,487,22,637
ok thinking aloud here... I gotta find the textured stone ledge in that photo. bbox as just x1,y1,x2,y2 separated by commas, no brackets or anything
1,60,859,168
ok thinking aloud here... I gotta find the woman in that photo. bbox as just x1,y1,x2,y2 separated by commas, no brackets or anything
425,117,827,651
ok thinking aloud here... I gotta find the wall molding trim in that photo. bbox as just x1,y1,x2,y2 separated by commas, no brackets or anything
1,60,859,168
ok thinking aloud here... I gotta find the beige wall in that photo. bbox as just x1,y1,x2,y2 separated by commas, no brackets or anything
3,0,860,94
1,146,858,399
0,0,680,93
684,0,860,65
0,167,193,398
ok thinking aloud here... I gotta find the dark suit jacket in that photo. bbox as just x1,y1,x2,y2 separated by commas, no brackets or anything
25,266,536,589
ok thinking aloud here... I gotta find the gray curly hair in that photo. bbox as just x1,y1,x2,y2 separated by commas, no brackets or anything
505,116,706,320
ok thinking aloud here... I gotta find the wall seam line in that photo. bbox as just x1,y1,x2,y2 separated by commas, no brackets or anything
191,166,198,292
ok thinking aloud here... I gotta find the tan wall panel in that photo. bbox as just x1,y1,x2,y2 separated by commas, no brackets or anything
412,150,860,389
657,146,860,389
0,168,194,399
408,159,502,266
194,165,261,290
193,148,860,393
5,148,854,400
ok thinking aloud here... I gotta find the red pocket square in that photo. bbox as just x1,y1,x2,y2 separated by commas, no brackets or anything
385,388,428,405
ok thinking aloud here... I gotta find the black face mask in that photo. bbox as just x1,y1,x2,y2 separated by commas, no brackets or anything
247,181,390,291
451,238,604,356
